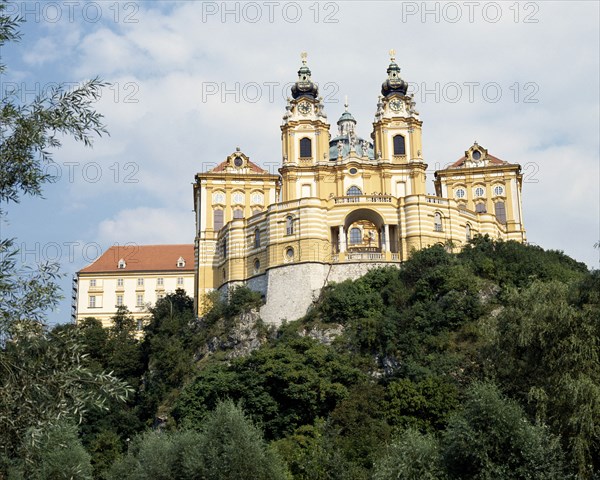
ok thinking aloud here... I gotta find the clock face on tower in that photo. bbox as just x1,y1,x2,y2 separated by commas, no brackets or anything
298,102,312,115
389,98,403,112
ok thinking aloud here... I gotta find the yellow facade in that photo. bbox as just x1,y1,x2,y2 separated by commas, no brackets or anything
193,52,526,323
75,244,195,329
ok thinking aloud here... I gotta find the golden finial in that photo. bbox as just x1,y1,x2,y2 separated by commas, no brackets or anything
389,49,396,62
344,95,349,111
301,52,308,64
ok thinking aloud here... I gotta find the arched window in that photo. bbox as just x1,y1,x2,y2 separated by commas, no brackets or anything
475,203,486,213
393,135,406,155
495,201,507,224
254,229,261,248
233,208,243,219
466,224,472,241
349,227,362,245
253,258,260,273
286,216,294,235
300,137,312,158
434,212,443,232
214,209,224,231
346,186,362,196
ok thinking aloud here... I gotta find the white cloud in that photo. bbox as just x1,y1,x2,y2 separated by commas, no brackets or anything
96,207,194,245
4,0,599,273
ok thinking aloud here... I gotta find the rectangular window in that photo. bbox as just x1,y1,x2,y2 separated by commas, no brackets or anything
177,277,184,285
90,279,96,287
495,201,507,225
117,278,124,287
88,296,96,308
137,319,143,331
136,294,144,307
393,135,406,155
214,209,224,231
300,137,312,157
157,277,164,286
137,278,144,287
116,295,123,307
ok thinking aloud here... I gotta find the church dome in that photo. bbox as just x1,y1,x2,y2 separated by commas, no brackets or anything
337,111,357,125
329,101,373,160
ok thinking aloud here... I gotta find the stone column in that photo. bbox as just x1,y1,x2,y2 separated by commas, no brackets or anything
338,225,346,253
384,224,390,252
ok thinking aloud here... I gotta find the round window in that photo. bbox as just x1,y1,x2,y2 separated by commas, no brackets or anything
349,168,358,175
472,150,481,160
474,187,485,197
285,247,294,260
254,259,260,272
493,185,504,196
234,157,244,167
232,192,244,204
455,188,466,199
213,192,225,204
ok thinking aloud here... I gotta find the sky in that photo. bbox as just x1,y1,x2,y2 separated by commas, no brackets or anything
1,0,599,326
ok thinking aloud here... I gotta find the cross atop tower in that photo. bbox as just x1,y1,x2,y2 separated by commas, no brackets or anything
389,49,396,62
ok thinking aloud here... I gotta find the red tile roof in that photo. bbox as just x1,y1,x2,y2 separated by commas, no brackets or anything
210,159,269,174
450,153,508,168
79,244,194,274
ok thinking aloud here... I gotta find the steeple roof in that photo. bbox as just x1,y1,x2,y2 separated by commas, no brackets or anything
291,52,319,100
381,49,408,97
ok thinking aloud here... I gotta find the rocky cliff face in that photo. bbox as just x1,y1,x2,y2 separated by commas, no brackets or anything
199,309,269,360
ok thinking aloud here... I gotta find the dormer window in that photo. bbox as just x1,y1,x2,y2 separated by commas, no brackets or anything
472,150,482,160
177,256,186,268
117,258,126,269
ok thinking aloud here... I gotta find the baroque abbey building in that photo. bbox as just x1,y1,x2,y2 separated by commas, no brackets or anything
193,52,526,324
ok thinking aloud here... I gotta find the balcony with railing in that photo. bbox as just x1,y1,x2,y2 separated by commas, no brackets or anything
333,195,393,204
345,252,385,261
426,196,449,205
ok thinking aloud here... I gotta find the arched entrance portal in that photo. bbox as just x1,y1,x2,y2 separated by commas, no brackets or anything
344,209,384,253
331,208,397,258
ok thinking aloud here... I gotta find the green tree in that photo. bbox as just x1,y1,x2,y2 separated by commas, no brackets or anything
174,336,363,439
138,290,198,421
0,329,131,469
108,401,289,480
193,400,290,480
7,421,93,480
442,382,567,480
486,279,600,477
0,2,129,475
373,428,446,480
